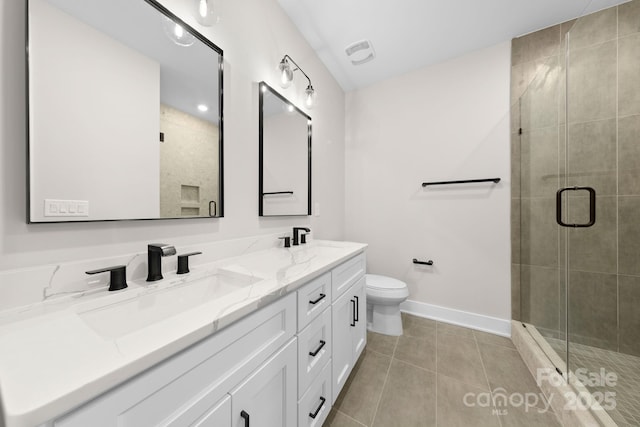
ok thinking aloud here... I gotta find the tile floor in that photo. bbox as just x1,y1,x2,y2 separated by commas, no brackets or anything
324,313,562,427
547,337,640,427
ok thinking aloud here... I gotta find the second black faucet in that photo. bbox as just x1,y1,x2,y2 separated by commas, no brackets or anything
292,227,310,246
147,243,176,282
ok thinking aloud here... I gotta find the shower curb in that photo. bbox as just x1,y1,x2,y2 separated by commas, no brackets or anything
511,321,617,427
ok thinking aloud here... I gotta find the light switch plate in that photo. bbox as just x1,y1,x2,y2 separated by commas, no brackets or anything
314,202,320,217
44,199,89,217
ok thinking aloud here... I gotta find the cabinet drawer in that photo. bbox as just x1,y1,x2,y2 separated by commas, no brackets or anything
331,253,365,301
192,394,230,427
297,307,332,397
298,360,332,427
297,272,331,331
54,294,296,427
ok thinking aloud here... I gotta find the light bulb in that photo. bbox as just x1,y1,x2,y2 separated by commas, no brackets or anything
194,0,219,26
174,24,184,38
304,85,316,109
162,17,195,47
199,0,208,18
278,59,293,89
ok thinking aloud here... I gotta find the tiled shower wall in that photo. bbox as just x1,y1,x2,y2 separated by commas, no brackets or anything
511,1,640,357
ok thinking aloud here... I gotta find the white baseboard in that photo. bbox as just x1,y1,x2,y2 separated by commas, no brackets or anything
400,299,511,337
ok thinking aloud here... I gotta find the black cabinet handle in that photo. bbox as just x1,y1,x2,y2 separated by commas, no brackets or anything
309,293,326,305
354,295,359,322
309,340,326,357
350,299,356,327
240,410,250,426
556,186,596,228
309,396,326,419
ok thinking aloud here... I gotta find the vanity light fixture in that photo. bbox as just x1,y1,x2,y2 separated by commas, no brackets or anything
278,54,316,109
162,16,195,47
194,0,219,26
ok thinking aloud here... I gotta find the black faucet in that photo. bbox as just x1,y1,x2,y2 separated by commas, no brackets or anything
292,227,310,246
86,265,128,291
147,243,176,282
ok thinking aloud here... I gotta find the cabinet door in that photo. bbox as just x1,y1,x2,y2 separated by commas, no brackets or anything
351,277,367,363
331,288,355,404
231,339,297,427
192,395,231,427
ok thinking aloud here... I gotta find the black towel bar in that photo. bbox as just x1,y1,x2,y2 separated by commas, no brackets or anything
422,178,500,187
413,259,434,266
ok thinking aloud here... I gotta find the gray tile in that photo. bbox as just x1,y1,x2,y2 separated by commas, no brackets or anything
324,409,365,427
520,265,560,331
568,195,617,274
620,0,640,37
437,322,475,340
334,350,390,426
512,25,561,66
567,118,617,196
498,402,561,427
436,374,501,427
619,115,640,195
478,343,547,408
511,133,521,200
568,270,618,350
568,40,617,123
372,359,436,427
511,199,521,265
563,7,617,50
366,331,397,356
394,330,437,372
520,198,558,267
520,56,561,130
437,333,488,390
474,330,515,349
618,196,640,275
619,33,640,117
401,312,436,338
512,264,521,321
520,127,560,198
619,275,640,357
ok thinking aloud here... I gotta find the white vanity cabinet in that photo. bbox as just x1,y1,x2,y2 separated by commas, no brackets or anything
230,339,297,427
331,254,366,403
39,251,367,427
49,294,297,427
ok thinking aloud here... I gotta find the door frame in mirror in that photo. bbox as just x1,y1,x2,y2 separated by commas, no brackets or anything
25,0,224,223
258,82,311,217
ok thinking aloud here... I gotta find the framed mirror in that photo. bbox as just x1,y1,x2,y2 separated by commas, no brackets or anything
27,0,223,222
259,82,311,217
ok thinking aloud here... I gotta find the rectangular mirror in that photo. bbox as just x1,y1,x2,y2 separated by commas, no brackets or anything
259,82,311,217
27,0,223,222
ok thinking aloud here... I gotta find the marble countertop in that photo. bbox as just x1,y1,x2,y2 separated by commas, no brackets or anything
0,239,367,427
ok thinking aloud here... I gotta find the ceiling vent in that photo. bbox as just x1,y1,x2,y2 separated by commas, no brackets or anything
345,39,375,66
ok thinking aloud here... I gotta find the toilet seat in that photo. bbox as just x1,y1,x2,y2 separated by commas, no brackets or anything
365,274,407,290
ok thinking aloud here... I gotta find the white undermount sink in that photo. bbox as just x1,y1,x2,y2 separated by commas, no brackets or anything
77,269,262,339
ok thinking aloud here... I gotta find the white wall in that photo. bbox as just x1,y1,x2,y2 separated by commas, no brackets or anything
263,111,309,215
345,42,512,323
0,0,345,270
29,0,161,221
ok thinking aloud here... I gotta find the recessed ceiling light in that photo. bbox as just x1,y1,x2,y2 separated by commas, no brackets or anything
197,104,209,112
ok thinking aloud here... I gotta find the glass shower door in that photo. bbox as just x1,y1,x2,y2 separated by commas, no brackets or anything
562,7,640,425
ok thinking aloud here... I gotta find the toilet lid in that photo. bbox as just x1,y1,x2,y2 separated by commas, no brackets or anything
365,274,407,290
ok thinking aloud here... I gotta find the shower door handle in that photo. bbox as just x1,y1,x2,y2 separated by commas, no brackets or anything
556,186,596,228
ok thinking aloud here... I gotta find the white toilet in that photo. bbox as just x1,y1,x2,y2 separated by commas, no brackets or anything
365,274,409,336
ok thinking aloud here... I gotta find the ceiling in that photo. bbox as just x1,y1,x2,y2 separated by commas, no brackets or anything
278,0,630,91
